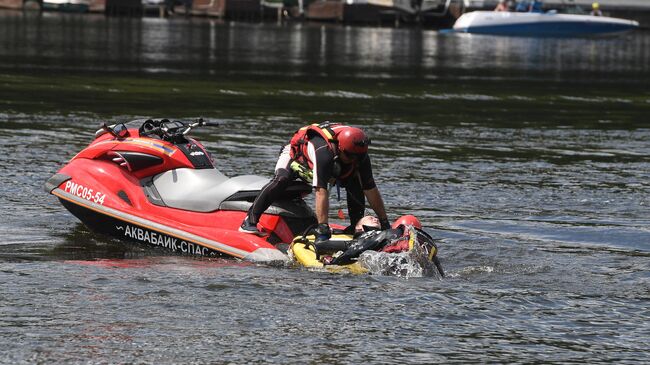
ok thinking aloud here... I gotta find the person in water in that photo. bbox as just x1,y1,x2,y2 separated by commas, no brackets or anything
591,2,603,16
354,215,381,235
240,122,390,243
307,214,443,276
325,215,432,265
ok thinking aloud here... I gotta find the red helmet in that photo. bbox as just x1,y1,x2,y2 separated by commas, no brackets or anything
337,127,370,155
391,215,422,230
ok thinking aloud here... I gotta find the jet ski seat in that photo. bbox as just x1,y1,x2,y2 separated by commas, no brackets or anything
150,168,269,212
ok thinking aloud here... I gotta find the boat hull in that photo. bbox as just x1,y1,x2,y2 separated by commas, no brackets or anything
52,187,291,262
43,0,89,12
59,197,222,257
453,11,639,37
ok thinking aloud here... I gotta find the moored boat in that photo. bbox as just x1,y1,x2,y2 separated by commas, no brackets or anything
42,0,90,12
452,10,639,36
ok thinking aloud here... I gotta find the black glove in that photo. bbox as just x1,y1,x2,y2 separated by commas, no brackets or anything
380,218,390,231
315,223,331,244
342,225,356,235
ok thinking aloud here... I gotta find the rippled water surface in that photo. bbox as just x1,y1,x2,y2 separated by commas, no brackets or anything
1,10,649,364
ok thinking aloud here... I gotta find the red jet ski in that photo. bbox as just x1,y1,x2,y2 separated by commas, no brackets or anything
45,118,317,263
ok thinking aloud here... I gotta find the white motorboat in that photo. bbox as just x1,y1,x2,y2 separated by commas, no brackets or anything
452,10,639,36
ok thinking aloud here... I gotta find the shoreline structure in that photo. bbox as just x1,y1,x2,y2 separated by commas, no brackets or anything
1,0,648,28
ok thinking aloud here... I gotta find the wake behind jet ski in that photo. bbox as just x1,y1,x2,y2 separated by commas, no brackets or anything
45,118,318,263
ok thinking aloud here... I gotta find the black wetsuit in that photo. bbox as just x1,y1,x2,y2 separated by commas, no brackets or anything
327,228,402,265
248,135,376,227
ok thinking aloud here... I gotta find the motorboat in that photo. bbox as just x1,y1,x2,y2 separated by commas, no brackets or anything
45,118,318,263
452,10,639,36
42,0,90,12
290,225,445,277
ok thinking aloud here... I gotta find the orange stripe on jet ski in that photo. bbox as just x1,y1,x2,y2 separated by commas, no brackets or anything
121,138,176,156
93,138,177,156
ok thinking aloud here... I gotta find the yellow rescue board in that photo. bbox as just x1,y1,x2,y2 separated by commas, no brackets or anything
289,227,444,278
289,234,369,275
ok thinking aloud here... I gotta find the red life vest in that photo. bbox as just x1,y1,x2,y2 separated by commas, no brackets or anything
289,122,355,179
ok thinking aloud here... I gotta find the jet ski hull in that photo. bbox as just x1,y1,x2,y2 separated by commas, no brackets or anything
51,185,290,262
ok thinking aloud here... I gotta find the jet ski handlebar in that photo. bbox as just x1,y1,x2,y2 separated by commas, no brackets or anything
138,118,219,142
182,118,219,136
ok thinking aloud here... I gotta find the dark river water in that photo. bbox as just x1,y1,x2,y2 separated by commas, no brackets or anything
1,10,650,364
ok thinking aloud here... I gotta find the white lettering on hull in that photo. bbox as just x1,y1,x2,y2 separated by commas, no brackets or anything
63,180,106,205
119,224,210,256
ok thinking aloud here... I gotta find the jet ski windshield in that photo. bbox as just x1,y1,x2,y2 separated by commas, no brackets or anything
94,122,130,140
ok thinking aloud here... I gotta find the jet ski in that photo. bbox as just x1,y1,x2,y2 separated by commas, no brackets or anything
44,118,318,263
289,224,445,277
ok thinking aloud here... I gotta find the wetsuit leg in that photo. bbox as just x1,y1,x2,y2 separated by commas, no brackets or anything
343,173,366,228
246,145,295,225
248,168,293,224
